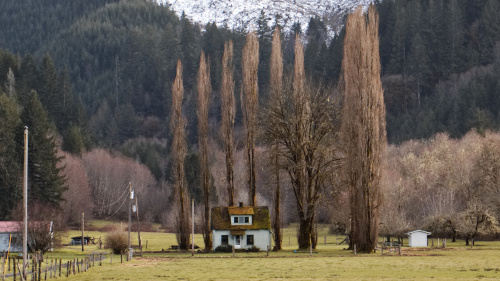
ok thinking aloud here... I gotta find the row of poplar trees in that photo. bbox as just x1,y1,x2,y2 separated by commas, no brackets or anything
171,5,386,253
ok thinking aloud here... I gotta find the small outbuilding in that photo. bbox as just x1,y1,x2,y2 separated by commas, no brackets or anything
0,221,22,252
70,236,92,246
211,203,271,251
406,230,431,247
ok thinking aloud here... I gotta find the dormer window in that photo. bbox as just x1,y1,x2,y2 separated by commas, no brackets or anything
231,215,251,225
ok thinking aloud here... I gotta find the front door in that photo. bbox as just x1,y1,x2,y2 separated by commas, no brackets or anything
235,235,241,249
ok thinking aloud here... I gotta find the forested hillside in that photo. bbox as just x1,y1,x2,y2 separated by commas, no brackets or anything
1,0,500,229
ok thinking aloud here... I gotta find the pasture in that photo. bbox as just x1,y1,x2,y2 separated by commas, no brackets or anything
3,222,500,280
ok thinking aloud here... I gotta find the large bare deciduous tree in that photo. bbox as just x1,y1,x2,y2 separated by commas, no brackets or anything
241,32,259,206
261,34,340,250
220,40,236,206
197,50,212,250
171,60,190,250
341,5,387,253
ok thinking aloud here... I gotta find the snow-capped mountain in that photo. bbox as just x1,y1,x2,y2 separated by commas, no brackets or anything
159,0,374,34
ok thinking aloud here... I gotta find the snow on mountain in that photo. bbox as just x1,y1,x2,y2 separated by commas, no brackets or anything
157,0,373,34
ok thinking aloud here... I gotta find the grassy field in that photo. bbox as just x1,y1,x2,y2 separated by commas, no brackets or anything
3,222,500,280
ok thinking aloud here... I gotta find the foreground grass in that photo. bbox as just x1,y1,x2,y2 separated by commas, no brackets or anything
56,247,500,280
4,222,500,280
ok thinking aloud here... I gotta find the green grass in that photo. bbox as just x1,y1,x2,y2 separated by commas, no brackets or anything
3,222,500,280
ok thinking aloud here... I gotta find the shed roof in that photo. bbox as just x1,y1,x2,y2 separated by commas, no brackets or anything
0,221,20,233
406,230,431,235
0,221,52,233
211,206,271,231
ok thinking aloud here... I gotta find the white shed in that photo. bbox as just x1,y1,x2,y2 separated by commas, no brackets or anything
0,221,22,252
407,230,431,247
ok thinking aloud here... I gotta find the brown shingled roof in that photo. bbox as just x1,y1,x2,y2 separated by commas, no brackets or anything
228,206,254,215
211,206,271,231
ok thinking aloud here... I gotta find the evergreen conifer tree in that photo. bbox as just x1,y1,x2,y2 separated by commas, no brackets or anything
0,93,22,219
22,90,67,206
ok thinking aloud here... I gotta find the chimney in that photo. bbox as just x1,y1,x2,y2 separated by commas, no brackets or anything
239,202,243,208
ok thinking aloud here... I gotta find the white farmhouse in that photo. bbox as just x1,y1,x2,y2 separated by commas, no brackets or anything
211,204,271,251
407,230,431,247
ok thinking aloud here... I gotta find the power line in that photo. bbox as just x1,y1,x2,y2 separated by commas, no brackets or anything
103,185,129,208
103,194,128,220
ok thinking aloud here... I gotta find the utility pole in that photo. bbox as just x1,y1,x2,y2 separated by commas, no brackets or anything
192,199,194,257
128,182,132,259
23,126,28,278
81,213,85,252
135,196,141,249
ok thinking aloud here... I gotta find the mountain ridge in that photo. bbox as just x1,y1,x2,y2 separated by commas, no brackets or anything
160,0,374,33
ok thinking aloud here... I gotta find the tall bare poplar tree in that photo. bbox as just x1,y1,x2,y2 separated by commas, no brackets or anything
241,31,259,206
221,40,236,206
270,27,283,250
261,34,340,250
197,51,212,250
341,5,387,253
171,60,190,250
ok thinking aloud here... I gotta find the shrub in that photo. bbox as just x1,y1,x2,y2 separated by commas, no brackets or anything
105,232,128,254
214,245,233,253
247,246,260,252
329,222,347,235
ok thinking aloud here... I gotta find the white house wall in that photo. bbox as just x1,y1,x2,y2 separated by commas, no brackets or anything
212,230,271,251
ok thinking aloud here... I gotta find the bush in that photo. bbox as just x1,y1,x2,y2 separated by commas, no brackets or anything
214,245,233,253
105,232,128,254
329,222,347,235
247,246,260,252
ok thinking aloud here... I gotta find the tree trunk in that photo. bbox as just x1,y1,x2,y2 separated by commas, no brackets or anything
273,152,282,250
297,218,313,249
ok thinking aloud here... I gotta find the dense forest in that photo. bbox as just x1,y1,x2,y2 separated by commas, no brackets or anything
1,0,500,243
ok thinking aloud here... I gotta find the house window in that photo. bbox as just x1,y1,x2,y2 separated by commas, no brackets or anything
221,235,228,245
247,235,254,246
231,216,251,225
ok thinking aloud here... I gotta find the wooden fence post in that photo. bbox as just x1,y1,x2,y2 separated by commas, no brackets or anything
13,258,16,281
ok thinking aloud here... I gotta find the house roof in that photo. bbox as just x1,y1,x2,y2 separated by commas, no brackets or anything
211,206,271,231
0,221,20,233
406,230,431,235
228,206,254,215
0,221,53,233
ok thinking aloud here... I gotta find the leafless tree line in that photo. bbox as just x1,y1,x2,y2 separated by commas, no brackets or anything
382,131,500,245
